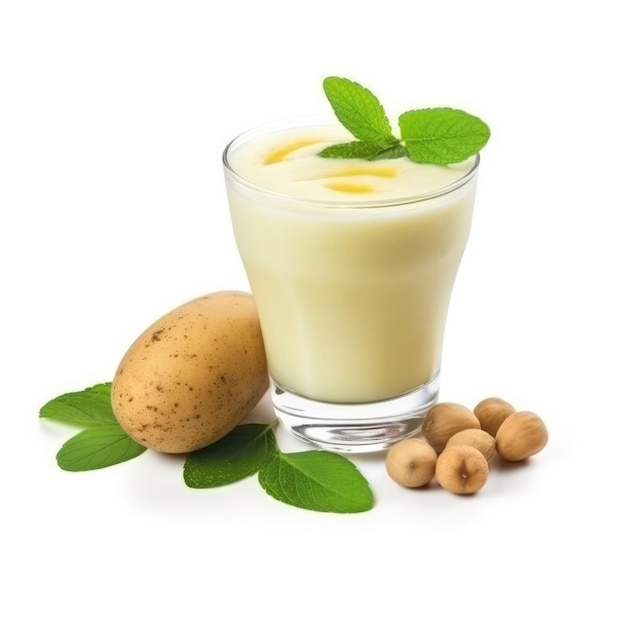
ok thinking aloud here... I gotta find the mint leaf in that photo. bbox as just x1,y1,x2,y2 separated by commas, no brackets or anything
183,423,278,488
399,108,490,164
258,450,374,514
318,140,398,160
56,424,146,471
369,143,408,160
40,383,116,427
323,76,395,145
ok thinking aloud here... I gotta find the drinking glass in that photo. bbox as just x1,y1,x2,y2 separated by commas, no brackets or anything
223,119,479,452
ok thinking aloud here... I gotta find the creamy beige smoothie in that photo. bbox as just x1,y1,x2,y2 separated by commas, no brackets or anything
223,118,480,451
224,123,477,405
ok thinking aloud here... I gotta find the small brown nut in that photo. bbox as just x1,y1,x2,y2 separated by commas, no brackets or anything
385,438,437,488
495,410,549,462
422,402,481,454
446,428,496,461
473,397,516,436
436,444,489,495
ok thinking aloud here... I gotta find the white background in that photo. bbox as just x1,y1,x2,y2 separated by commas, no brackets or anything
2,1,624,624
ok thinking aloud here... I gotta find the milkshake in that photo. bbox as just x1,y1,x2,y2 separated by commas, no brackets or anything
223,119,479,452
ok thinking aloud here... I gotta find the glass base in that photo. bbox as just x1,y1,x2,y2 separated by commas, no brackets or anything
270,373,440,453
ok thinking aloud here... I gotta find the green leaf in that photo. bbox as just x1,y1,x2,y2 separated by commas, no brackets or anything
39,383,116,427
56,424,146,471
323,76,395,144
318,140,403,161
258,450,374,514
399,107,491,164
369,143,408,160
183,423,278,488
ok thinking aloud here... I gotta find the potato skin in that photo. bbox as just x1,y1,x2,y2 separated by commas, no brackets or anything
111,291,268,453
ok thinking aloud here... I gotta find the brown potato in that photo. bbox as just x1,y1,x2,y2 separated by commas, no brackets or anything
111,291,268,453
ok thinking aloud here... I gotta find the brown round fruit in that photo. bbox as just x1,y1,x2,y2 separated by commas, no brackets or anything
436,444,489,495
495,410,549,462
422,402,481,454
385,438,437,488
473,397,516,436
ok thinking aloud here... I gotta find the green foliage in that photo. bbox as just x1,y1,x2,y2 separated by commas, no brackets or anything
185,423,374,514
258,450,375,514
320,76,490,164
40,385,375,513
399,108,491,164
40,383,147,470
56,424,146,471
39,383,118,426
322,76,395,145
184,423,278,488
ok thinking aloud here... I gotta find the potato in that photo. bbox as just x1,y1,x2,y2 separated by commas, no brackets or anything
111,291,268,453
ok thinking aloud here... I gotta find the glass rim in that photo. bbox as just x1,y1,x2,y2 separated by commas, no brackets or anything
222,116,480,209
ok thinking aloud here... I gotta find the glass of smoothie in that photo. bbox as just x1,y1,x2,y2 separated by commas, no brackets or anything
223,117,479,453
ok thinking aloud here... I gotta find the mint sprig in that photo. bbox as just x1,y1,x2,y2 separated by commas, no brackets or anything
319,76,490,164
